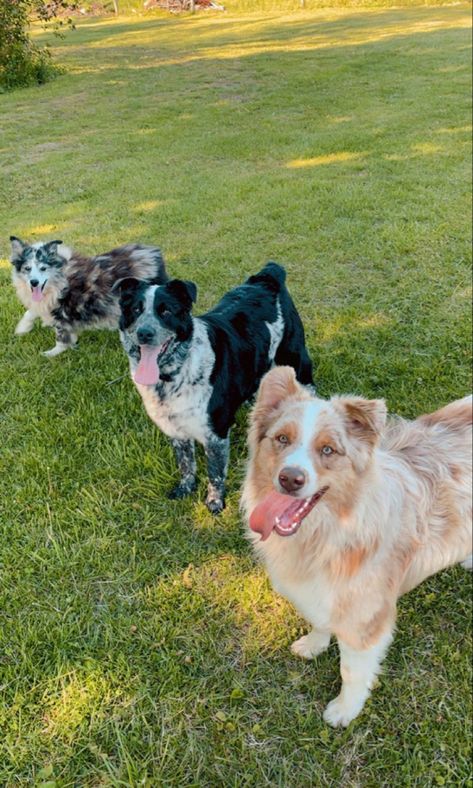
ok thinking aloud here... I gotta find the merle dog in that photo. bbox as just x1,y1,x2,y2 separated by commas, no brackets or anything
10,236,168,357
116,262,314,514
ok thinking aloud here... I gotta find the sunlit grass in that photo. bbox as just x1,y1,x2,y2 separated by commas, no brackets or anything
287,151,366,167
0,3,471,784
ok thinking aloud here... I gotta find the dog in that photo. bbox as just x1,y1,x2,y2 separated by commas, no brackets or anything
116,263,314,514
10,236,168,357
242,365,472,727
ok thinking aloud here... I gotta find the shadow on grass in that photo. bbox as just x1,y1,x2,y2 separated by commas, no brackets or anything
40,6,470,52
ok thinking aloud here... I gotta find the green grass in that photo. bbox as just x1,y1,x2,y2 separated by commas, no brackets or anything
0,4,472,785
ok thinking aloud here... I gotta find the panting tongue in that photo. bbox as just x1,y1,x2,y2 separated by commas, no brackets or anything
134,345,160,386
249,490,310,541
31,285,43,302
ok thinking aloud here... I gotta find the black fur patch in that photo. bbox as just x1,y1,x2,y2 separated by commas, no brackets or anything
201,263,313,437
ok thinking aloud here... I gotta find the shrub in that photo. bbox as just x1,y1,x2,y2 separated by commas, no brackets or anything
0,1,73,92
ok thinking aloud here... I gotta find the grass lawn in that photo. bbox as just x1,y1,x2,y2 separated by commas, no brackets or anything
0,3,472,784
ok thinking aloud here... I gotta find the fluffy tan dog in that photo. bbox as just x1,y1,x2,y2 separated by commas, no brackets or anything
242,366,472,727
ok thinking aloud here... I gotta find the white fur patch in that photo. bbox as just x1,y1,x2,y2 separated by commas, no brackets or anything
134,319,215,444
15,309,37,335
323,630,393,727
265,302,284,362
277,400,328,495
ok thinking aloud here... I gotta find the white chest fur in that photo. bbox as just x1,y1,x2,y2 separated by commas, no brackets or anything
13,273,59,325
269,565,335,632
133,320,215,445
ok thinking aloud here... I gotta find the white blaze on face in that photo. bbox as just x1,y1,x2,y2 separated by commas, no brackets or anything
276,400,327,497
23,254,50,301
144,284,158,318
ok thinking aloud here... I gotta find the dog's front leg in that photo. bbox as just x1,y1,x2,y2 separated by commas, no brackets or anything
204,434,230,515
15,310,37,335
291,629,331,659
43,326,77,358
323,629,393,728
168,439,197,499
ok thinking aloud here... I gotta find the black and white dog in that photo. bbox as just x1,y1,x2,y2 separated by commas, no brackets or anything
116,263,314,514
10,236,168,357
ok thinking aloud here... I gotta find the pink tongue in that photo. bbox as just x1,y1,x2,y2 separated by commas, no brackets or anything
133,345,160,385
31,285,43,302
249,490,303,541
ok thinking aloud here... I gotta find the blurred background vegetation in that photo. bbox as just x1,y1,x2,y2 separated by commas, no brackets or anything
1,0,462,91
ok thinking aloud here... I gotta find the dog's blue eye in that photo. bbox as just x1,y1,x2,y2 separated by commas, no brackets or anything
276,434,289,445
321,445,334,455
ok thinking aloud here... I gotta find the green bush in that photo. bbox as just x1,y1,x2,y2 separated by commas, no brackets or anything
0,1,69,92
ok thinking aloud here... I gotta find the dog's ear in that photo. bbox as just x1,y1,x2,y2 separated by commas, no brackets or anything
166,279,197,311
10,236,27,267
112,277,145,297
334,396,387,446
250,366,308,444
42,240,65,267
43,239,63,252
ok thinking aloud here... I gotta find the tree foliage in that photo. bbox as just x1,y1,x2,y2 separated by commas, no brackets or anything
0,1,75,92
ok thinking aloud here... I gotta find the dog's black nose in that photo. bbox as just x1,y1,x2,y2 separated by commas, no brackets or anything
278,466,306,494
137,326,156,344
30,279,39,287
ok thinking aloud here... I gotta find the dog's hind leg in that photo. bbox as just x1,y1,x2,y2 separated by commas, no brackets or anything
168,439,197,499
204,433,230,515
43,326,77,358
323,628,393,728
15,310,37,335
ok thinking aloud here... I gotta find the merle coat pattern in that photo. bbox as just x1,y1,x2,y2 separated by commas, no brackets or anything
117,263,314,514
10,237,168,357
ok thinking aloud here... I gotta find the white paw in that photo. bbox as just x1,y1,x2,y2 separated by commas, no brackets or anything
291,633,329,660
323,695,364,728
461,554,472,570
42,345,68,358
15,322,33,336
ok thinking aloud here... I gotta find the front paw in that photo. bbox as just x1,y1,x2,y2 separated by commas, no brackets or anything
15,323,33,336
42,346,67,358
323,695,364,728
205,496,225,515
291,632,330,660
168,481,196,500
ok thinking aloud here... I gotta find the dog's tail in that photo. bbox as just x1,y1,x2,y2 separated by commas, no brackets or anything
128,245,169,284
149,247,169,284
246,262,286,293
419,394,472,429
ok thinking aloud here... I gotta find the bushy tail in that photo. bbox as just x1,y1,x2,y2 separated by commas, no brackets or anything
420,395,472,429
129,245,168,284
150,247,169,284
246,261,286,292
